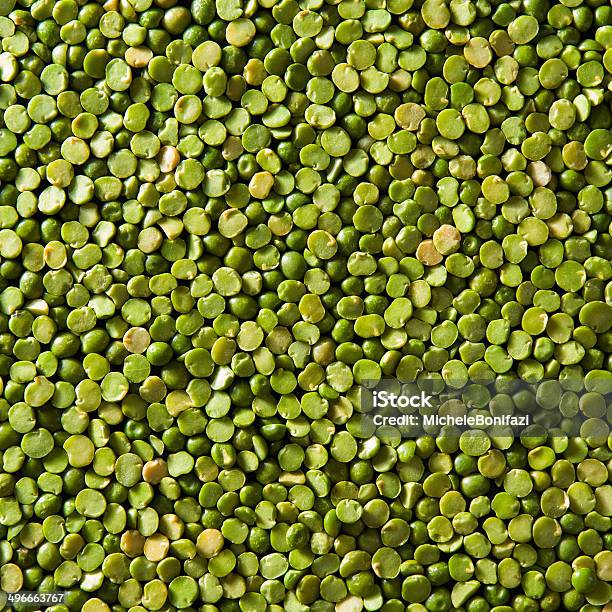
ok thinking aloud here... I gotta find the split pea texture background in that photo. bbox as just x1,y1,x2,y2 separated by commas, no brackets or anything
0,0,611,610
